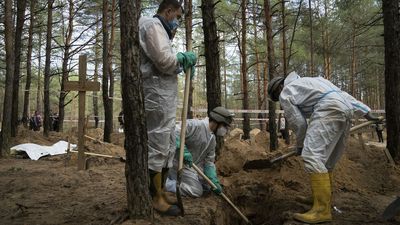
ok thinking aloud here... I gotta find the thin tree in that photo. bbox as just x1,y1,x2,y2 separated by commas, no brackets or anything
264,0,278,151
36,26,43,112
241,0,250,140
280,0,290,144
11,0,28,137
58,0,74,132
93,12,101,128
383,0,400,161
201,0,223,155
308,0,314,76
0,0,15,155
102,0,113,142
119,0,153,218
23,0,36,127
185,0,194,119
252,0,264,131
43,0,54,137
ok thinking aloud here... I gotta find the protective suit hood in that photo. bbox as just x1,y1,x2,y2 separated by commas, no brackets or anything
284,71,300,86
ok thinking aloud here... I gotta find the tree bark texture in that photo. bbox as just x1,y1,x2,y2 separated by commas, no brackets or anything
201,0,223,156
103,0,113,142
383,0,400,161
43,0,54,137
11,0,27,137
185,0,194,119
308,0,314,76
23,0,36,127
241,0,250,140
58,0,74,132
1,0,15,155
93,12,101,128
264,0,278,151
119,0,153,218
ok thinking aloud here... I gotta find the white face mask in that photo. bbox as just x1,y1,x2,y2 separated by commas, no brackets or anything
216,126,228,137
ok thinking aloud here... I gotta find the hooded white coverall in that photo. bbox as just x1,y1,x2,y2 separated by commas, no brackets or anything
139,16,181,172
280,72,371,173
166,118,217,197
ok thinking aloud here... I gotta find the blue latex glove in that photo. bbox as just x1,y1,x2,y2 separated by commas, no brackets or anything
204,165,222,195
176,136,193,167
176,52,196,79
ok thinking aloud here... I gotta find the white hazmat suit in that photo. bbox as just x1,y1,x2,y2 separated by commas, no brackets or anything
166,118,217,197
280,72,371,173
139,16,181,172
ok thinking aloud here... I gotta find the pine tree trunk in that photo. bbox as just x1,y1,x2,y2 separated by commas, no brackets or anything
58,0,74,132
0,0,15,155
201,0,223,155
119,0,153,218
253,0,264,131
350,27,357,97
36,27,43,112
185,0,194,119
43,0,54,137
93,12,101,128
107,0,116,130
241,0,250,140
103,0,112,142
382,0,400,161
281,0,290,144
23,0,35,127
264,0,278,151
11,0,27,137
308,0,314,76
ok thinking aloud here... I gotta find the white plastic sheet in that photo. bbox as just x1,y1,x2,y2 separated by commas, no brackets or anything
11,141,76,160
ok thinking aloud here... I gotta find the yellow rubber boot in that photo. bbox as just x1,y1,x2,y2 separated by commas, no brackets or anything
150,170,180,216
293,173,332,223
161,168,177,205
296,172,334,206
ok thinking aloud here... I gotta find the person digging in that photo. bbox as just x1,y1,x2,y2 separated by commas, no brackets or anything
165,106,234,198
268,71,381,223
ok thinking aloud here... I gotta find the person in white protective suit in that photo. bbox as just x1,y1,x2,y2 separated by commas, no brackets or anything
165,106,234,198
268,71,380,224
139,0,197,216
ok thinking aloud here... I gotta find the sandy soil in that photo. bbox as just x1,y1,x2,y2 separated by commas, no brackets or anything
0,128,399,225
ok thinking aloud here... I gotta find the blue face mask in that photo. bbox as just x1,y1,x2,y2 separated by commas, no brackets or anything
168,18,180,31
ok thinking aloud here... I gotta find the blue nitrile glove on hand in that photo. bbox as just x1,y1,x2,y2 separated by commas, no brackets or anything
204,165,222,195
176,51,197,79
176,137,193,167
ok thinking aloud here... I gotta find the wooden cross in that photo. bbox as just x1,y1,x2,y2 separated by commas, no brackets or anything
64,55,100,170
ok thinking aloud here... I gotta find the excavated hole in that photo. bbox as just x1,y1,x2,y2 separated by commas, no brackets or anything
213,182,293,225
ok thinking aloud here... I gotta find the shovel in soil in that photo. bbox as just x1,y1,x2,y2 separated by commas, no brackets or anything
243,118,384,170
383,196,400,221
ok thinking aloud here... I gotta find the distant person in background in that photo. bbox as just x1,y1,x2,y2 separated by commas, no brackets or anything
30,111,42,131
268,71,381,224
376,121,384,143
52,113,59,132
279,117,288,140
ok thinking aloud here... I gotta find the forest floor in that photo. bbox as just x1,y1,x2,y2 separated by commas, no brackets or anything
0,127,399,225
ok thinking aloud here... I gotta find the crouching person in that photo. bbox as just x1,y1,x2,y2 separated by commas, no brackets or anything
165,106,234,197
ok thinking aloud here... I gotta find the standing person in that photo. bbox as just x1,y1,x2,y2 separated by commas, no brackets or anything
268,71,380,223
165,106,234,198
139,0,197,216
376,121,384,143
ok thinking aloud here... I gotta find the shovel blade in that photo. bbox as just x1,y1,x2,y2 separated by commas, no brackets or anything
243,159,273,170
383,197,400,220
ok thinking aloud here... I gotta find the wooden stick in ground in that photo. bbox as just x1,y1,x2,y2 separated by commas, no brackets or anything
176,67,191,216
192,164,252,224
